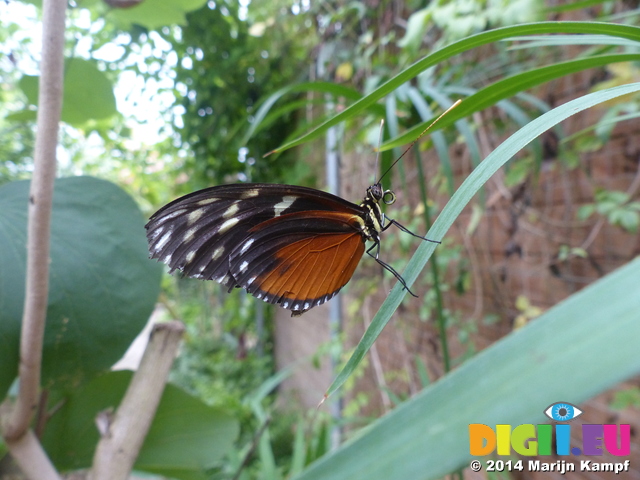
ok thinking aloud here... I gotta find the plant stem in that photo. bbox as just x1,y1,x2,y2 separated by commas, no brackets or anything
91,321,185,480
414,147,451,373
3,0,66,444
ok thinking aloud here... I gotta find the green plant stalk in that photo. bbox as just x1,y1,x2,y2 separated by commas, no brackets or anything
416,148,463,480
414,146,450,373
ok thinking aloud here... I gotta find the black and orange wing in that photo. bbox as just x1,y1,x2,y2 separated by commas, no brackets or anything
228,210,366,314
145,184,367,314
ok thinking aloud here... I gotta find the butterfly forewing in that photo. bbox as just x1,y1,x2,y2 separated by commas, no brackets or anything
145,183,370,314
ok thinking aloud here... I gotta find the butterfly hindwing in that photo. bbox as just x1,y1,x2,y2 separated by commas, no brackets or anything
229,210,366,313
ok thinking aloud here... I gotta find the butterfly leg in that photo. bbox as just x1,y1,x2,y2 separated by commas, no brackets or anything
366,242,418,297
383,217,440,244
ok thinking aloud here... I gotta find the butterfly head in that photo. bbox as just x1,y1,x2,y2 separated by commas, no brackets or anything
366,182,396,206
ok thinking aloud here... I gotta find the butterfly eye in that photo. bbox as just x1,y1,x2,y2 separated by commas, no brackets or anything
544,402,583,422
382,190,396,205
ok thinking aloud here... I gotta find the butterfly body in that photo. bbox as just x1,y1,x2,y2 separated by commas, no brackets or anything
146,182,396,316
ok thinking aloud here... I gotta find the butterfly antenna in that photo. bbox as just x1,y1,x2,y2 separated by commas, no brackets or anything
377,99,462,183
373,119,385,180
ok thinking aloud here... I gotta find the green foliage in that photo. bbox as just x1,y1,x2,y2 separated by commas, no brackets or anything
17,58,117,126
611,386,640,410
0,9,38,185
158,1,315,188
41,370,239,478
0,176,239,480
0,176,161,397
0,118,35,185
263,22,640,154
174,324,272,407
108,0,208,30
293,255,640,480
169,282,274,421
557,244,588,262
578,187,640,233
327,82,640,396
4,1,640,478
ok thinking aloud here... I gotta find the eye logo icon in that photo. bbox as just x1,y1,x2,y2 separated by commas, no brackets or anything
544,402,583,422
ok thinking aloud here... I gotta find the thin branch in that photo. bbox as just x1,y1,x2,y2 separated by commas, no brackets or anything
90,321,185,480
3,429,61,479
3,0,67,449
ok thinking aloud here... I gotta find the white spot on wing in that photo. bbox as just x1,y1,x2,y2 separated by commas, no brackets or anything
161,208,187,221
222,201,240,219
183,227,197,242
247,276,256,285
256,293,263,299
187,208,205,225
186,251,196,264
241,238,254,254
149,226,163,240
212,247,224,261
283,301,289,308
274,196,297,217
218,217,239,234
155,230,173,252
241,189,260,199
197,197,219,205
304,302,310,310
240,261,249,273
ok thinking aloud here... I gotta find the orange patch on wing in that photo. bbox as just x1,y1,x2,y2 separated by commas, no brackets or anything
254,232,365,303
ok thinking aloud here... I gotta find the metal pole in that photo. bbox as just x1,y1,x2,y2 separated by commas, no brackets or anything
318,45,343,449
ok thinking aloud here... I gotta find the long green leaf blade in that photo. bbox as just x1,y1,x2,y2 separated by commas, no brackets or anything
325,82,640,398
383,53,640,150
296,255,640,480
269,22,640,154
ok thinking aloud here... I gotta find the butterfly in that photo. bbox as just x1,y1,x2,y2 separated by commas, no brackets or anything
145,103,458,316
145,181,434,316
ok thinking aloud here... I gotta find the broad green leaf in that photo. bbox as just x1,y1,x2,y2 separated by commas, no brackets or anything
41,370,239,479
294,256,640,480
19,58,116,126
325,82,640,398
269,22,640,154
0,176,162,397
109,0,208,30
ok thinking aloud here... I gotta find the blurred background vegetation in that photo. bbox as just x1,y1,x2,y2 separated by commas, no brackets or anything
1,0,640,478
